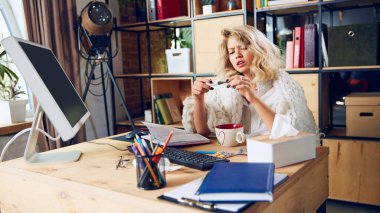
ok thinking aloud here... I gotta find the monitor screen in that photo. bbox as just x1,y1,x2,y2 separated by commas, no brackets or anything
18,42,88,127
1,37,90,141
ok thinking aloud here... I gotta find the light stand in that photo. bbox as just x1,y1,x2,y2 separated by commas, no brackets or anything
77,1,142,141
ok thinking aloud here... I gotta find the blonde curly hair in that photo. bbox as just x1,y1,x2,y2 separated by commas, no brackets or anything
216,25,282,82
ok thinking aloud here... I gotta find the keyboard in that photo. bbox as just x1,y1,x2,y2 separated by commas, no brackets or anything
163,147,229,171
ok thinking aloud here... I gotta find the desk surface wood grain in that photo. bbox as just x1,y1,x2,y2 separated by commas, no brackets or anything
0,136,329,213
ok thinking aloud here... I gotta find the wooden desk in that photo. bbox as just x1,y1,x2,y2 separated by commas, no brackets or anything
0,137,329,213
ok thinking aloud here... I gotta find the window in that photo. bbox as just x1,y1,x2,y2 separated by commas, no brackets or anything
0,0,33,117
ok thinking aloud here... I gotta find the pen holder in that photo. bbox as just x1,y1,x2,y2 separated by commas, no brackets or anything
135,154,166,190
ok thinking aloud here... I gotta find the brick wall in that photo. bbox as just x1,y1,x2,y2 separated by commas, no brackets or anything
119,3,170,117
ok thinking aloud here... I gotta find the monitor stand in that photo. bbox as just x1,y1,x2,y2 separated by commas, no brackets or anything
24,104,81,163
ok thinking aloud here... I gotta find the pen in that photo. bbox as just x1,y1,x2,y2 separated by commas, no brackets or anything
195,150,217,155
207,81,227,86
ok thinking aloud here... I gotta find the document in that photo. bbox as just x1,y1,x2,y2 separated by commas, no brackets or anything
160,173,288,212
142,122,210,146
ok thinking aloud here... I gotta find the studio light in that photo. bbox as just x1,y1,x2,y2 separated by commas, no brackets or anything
79,1,115,58
77,1,142,140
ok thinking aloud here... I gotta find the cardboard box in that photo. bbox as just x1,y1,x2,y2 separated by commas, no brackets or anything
165,48,192,74
346,92,380,138
247,133,316,168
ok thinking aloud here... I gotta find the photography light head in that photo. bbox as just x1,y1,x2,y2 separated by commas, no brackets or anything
79,1,114,58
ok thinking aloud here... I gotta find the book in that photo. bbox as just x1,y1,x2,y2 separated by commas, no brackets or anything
160,173,288,212
161,93,182,123
267,0,309,6
156,97,173,125
285,41,294,69
247,133,316,168
153,95,164,124
196,162,275,202
142,122,210,146
293,26,304,68
304,24,318,68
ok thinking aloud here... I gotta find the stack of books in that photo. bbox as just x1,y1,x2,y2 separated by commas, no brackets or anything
153,93,182,125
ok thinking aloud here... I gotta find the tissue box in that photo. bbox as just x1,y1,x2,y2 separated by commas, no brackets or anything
165,48,192,74
247,133,316,168
346,92,380,138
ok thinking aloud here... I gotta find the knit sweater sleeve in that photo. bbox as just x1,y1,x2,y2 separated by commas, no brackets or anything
182,85,244,133
274,70,319,139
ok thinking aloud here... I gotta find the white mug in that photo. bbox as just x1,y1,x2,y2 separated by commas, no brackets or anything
215,124,246,147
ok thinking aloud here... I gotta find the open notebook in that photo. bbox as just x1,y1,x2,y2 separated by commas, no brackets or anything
142,122,210,146
159,173,288,212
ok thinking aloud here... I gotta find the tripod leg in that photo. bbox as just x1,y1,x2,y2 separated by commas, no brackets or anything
104,62,141,140
100,63,111,136
82,61,97,101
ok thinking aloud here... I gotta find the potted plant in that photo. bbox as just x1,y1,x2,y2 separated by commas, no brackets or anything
0,49,27,124
200,0,217,15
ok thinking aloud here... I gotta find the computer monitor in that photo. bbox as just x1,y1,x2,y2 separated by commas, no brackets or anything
1,36,90,163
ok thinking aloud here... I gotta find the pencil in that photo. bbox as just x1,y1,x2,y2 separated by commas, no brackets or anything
152,130,174,163
135,143,160,188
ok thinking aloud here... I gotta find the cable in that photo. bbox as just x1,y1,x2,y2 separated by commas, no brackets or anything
0,127,60,162
86,141,130,151
0,128,31,162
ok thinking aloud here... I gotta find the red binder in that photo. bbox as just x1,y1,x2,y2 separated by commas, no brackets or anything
293,27,304,68
156,0,181,20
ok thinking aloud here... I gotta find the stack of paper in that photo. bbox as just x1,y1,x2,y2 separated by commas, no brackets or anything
160,173,288,212
142,122,210,146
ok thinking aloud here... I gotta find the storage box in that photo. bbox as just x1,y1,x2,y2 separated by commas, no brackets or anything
247,133,316,168
345,92,380,138
328,23,380,66
165,48,192,74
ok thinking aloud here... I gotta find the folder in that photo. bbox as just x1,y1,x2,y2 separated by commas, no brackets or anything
156,0,181,20
196,162,275,202
304,24,318,68
148,0,156,21
285,41,294,69
159,173,288,212
293,26,304,68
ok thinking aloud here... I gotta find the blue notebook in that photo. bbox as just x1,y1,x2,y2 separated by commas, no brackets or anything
196,162,275,202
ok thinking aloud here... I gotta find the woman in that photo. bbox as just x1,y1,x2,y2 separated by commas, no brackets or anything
182,25,317,140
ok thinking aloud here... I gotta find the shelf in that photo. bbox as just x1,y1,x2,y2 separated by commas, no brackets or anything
0,122,32,136
286,67,319,74
116,119,184,129
113,74,150,78
113,73,195,79
257,0,319,15
321,0,380,10
193,10,245,20
322,65,380,72
148,16,191,28
325,127,380,141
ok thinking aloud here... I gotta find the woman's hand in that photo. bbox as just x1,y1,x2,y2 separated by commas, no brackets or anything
227,75,258,104
192,78,214,100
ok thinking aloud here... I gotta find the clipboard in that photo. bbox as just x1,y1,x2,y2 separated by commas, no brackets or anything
158,177,252,213
158,173,288,212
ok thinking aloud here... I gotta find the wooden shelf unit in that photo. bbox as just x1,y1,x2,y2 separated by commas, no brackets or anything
255,0,380,206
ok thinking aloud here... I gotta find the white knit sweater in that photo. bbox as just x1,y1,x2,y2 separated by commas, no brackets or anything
182,70,318,137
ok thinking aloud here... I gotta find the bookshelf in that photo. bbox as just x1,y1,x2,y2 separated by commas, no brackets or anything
254,0,380,205
114,0,253,133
